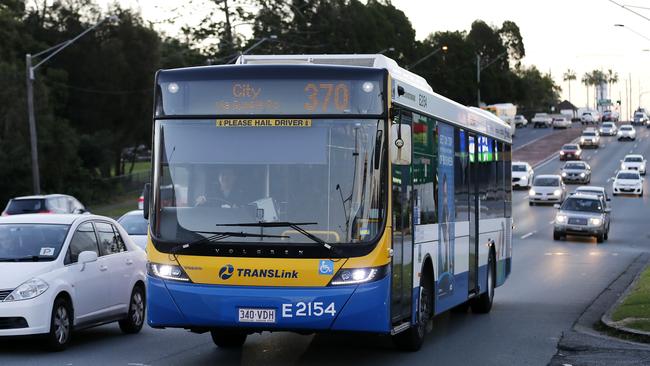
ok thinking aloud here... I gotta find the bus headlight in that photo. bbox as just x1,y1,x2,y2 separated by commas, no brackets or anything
148,262,191,282
329,265,387,286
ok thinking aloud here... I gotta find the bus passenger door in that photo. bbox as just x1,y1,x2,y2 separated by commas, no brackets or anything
468,134,480,295
391,164,413,323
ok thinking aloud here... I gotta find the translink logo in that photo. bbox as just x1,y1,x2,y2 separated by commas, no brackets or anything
218,265,299,280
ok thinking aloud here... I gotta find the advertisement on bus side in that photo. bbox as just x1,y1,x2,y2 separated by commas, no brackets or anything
437,123,455,298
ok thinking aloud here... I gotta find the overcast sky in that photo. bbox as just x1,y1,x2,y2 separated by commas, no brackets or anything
98,0,650,115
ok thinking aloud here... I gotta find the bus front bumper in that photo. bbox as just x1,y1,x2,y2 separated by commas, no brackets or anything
147,275,391,333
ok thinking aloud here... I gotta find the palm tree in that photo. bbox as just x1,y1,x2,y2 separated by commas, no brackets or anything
582,72,594,108
607,69,619,103
563,69,577,102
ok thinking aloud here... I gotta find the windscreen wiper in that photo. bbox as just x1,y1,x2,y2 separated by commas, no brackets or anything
171,231,289,254
0,255,41,262
216,222,340,254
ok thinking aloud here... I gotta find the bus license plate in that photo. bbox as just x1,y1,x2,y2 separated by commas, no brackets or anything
238,308,276,323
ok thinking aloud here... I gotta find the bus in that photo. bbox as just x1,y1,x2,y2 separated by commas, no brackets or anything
144,54,513,351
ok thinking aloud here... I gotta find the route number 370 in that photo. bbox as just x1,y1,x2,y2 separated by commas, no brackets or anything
282,302,336,318
304,83,350,112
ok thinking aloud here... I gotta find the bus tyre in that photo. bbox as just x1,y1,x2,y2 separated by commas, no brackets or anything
471,253,495,314
45,297,72,352
210,329,247,348
393,271,433,352
119,285,145,334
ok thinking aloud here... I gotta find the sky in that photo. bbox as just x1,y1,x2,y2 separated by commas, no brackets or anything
96,0,650,116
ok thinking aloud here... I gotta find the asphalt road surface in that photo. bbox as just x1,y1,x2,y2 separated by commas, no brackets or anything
2,126,650,366
512,122,580,149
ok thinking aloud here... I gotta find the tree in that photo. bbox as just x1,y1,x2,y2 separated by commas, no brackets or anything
563,69,576,103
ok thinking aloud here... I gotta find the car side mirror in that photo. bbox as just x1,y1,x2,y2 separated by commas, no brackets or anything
390,123,411,166
606,197,611,201
78,250,98,271
604,208,612,213
553,204,560,209
143,183,151,220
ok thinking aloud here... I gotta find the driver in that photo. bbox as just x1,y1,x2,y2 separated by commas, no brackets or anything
195,167,247,207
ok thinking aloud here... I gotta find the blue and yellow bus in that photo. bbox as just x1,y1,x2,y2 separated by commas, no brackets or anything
144,54,512,351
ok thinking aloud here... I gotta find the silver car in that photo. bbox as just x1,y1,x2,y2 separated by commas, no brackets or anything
553,194,611,243
529,175,566,205
599,122,617,136
561,161,591,184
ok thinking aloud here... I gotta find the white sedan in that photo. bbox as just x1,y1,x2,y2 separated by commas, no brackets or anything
512,161,534,188
620,154,646,175
612,170,644,196
0,214,147,350
617,125,636,141
117,210,148,249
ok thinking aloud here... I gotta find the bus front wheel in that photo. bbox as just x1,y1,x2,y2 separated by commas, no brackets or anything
392,270,433,351
210,329,247,348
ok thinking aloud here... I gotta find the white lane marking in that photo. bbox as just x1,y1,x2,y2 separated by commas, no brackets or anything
607,177,613,182
634,143,638,148
595,150,599,154
549,220,555,225
521,231,535,239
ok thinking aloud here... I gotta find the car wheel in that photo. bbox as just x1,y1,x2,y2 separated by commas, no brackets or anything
119,285,146,334
471,251,495,314
393,268,433,351
604,231,609,241
45,297,73,352
553,231,561,240
529,201,534,206
596,233,605,243
210,329,248,348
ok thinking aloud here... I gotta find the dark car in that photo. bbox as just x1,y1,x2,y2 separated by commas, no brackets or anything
561,161,591,184
559,144,582,161
2,194,87,216
553,194,611,243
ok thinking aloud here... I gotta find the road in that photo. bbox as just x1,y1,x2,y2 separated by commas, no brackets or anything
2,126,650,366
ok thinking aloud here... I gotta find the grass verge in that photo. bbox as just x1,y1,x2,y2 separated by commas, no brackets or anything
611,265,650,333
89,193,140,219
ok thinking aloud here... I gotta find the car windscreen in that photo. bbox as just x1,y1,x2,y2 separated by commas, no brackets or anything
5,199,48,215
576,189,602,196
635,113,644,117
564,163,585,170
617,172,640,180
582,132,596,136
561,198,602,213
624,157,643,162
534,177,560,186
621,126,633,131
118,214,148,235
0,224,69,261
512,165,527,172
562,145,578,150
602,123,614,128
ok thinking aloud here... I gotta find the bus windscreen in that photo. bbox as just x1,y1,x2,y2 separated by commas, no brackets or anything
156,66,385,117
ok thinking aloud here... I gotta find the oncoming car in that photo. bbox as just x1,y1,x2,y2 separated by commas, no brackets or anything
579,129,599,148
553,194,610,243
512,161,534,188
599,122,617,136
0,214,147,351
559,144,582,161
561,161,591,184
617,125,636,141
529,175,566,205
552,116,571,129
620,154,646,175
612,170,644,196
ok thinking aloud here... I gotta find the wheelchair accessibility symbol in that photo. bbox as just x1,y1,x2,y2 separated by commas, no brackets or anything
319,260,334,275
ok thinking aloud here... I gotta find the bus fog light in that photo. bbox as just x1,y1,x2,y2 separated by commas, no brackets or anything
167,82,179,94
362,82,374,93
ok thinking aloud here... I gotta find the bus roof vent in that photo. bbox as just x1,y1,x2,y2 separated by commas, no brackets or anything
237,54,379,68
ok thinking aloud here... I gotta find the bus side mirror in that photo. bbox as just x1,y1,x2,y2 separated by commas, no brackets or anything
143,183,151,220
390,124,411,166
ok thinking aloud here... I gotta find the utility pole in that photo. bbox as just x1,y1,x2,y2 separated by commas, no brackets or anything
25,16,117,194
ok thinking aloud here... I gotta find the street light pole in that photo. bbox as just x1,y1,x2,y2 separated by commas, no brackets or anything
405,45,448,71
228,35,278,64
476,50,509,107
26,15,117,195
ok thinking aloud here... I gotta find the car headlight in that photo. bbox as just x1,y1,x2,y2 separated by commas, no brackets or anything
580,137,585,142
589,218,602,226
529,188,536,196
576,150,582,155
555,214,567,224
621,163,626,170
560,151,565,155
580,172,586,177
553,189,562,196
4,278,48,302
148,262,191,282
561,172,567,177
329,265,387,286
